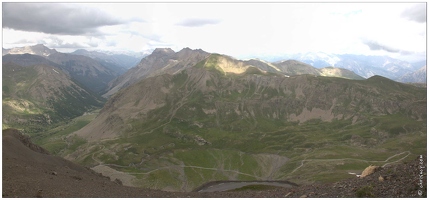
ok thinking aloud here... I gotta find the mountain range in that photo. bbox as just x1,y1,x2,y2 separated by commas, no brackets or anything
2,56,103,133
77,55,425,142
2,45,366,134
3,44,127,94
2,44,122,133
397,65,427,83
64,47,425,192
2,45,427,193
103,48,364,97
274,52,426,83
71,49,145,74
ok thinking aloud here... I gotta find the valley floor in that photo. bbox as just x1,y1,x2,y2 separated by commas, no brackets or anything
2,128,426,198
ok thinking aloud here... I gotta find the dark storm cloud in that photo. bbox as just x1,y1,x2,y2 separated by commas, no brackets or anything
401,4,426,23
3,3,129,35
176,18,221,27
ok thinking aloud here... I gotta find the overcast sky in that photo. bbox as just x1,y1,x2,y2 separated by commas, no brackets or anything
2,2,427,62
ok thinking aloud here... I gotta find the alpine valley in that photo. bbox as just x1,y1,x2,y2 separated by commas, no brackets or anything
2,45,427,193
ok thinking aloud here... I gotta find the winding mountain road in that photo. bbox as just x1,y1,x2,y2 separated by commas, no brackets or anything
290,151,411,174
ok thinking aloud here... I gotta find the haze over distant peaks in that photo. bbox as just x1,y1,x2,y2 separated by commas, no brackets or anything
278,52,425,82
397,65,427,83
3,44,122,94
3,44,425,90
71,48,145,71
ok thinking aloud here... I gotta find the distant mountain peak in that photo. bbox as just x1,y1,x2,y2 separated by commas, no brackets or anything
73,49,90,54
153,48,175,54
397,65,427,83
31,44,57,53
32,43,49,48
4,44,57,57
177,47,207,54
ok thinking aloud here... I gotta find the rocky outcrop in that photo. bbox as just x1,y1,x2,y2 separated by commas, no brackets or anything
360,165,380,178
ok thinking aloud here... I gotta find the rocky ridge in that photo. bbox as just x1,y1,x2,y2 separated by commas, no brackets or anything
103,47,211,97
104,48,363,98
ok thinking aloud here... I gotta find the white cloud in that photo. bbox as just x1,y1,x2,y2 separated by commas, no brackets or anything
2,3,426,62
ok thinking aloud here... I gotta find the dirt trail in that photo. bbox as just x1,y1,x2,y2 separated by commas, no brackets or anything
291,151,411,174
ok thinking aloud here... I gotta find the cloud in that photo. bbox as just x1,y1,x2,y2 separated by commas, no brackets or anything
363,40,400,53
2,3,128,35
401,4,426,23
124,30,163,42
176,18,221,27
362,40,414,55
38,36,89,49
49,42,88,49
87,40,100,48
9,39,38,44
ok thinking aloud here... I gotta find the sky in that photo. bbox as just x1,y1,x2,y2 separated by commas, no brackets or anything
2,2,427,62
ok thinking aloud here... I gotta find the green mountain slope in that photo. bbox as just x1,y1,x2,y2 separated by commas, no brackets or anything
3,44,122,94
47,52,119,94
56,61,427,192
2,62,104,133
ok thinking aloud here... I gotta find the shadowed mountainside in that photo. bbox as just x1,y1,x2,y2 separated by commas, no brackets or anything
3,44,122,94
2,61,103,133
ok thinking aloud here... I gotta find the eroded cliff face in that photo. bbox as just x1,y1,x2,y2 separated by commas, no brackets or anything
75,65,426,141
